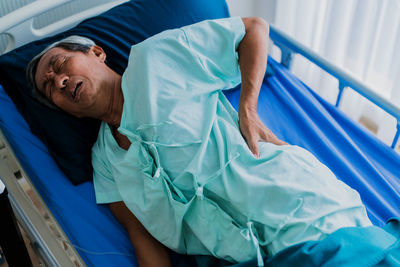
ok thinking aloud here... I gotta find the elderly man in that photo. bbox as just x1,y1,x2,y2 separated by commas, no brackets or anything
27,17,371,267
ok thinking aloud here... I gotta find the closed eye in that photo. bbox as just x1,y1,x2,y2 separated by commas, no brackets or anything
55,56,67,72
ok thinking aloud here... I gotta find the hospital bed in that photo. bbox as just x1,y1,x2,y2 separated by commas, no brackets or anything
0,0,399,266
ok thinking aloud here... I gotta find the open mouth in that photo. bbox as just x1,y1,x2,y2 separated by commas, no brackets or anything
72,82,82,100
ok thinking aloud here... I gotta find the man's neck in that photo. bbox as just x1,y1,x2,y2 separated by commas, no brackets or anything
100,72,123,129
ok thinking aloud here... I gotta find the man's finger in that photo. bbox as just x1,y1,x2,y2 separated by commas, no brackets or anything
259,131,286,146
247,138,259,158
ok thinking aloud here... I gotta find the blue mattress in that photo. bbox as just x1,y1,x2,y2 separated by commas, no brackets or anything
0,57,399,266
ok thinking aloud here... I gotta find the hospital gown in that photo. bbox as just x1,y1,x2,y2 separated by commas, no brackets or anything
92,17,372,264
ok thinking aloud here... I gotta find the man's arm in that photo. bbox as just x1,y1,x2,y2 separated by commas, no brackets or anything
238,17,287,157
109,201,171,267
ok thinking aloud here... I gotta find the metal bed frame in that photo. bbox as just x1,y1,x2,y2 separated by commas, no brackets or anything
269,26,400,149
0,1,398,265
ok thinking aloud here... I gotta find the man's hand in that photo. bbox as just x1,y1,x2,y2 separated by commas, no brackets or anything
239,108,287,158
237,17,287,157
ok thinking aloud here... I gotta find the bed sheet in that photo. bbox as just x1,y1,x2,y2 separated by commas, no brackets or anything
0,57,399,266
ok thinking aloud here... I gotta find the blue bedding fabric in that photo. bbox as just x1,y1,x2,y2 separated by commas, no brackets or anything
0,56,399,266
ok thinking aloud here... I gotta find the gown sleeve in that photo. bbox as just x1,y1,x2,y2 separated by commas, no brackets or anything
92,123,123,204
181,16,246,88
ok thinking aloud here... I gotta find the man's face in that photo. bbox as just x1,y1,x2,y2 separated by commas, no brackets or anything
34,46,107,117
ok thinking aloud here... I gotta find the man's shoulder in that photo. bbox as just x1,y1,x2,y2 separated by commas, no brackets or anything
130,27,188,54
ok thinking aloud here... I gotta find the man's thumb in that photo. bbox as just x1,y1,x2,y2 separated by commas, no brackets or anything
248,140,259,158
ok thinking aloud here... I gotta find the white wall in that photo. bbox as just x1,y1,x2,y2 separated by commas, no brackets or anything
226,0,277,24
226,0,278,55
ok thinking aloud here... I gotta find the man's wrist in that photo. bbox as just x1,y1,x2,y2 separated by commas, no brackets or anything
239,103,257,118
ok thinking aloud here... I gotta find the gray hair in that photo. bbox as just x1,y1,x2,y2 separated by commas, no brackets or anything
26,35,96,109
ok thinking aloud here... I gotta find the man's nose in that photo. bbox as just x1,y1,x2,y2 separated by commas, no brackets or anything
54,74,69,90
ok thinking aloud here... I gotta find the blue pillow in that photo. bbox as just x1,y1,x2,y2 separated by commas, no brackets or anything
0,0,230,185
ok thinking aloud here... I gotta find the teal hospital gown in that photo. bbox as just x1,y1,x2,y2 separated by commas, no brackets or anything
92,17,372,265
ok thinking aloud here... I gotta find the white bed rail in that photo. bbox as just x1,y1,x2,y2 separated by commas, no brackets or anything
0,0,128,54
0,129,81,266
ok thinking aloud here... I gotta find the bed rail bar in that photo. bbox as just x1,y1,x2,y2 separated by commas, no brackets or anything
0,129,82,266
269,25,400,149
0,0,128,53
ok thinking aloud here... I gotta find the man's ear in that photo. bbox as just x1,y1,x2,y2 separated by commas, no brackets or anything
91,45,106,62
